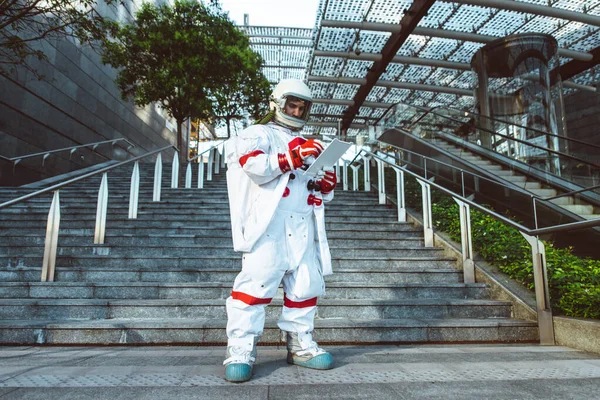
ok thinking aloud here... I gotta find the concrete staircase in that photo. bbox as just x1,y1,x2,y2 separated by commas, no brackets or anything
434,141,600,220
0,162,538,345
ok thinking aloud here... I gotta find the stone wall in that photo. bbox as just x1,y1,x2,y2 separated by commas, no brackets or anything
0,0,184,186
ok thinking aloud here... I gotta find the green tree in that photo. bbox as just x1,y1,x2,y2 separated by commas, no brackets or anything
212,52,271,137
0,0,117,78
101,0,267,169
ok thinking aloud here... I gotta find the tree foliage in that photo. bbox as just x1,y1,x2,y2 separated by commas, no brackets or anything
211,53,271,137
0,0,116,78
101,0,269,161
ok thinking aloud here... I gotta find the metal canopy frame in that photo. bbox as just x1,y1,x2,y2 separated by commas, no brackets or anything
242,0,600,136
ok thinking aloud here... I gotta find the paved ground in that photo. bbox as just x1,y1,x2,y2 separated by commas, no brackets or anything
0,344,599,399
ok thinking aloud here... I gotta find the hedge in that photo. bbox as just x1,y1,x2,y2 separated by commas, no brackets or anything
377,168,600,319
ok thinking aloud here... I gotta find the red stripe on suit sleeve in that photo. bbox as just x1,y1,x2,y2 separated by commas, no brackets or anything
288,137,307,150
239,150,265,167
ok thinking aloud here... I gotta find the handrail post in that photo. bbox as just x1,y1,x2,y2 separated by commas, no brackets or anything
185,163,192,188
342,160,349,191
128,162,140,219
221,142,226,168
214,148,220,175
41,191,60,282
520,232,555,345
153,153,162,202
197,157,205,189
363,155,371,192
42,153,49,167
335,160,341,183
394,167,406,222
453,197,475,283
417,179,434,247
207,149,214,181
350,164,360,191
94,173,108,245
375,159,386,204
12,159,21,175
171,151,179,189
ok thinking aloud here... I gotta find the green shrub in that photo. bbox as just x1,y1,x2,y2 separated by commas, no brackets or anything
428,188,600,319
373,162,599,319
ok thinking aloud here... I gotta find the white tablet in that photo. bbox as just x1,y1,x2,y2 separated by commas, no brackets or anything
301,139,353,177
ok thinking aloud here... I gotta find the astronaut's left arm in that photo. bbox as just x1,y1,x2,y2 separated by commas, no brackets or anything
317,168,336,202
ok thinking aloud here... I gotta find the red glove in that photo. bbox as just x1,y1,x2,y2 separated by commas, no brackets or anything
278,139,324,173
317,168,337,194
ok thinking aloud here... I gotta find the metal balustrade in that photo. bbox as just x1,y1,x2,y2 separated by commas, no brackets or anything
336,141,600,346
187,141,226,189
0,140,224,283
0,139,136,173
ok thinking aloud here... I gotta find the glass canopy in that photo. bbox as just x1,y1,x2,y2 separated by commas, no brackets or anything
240,0,600,136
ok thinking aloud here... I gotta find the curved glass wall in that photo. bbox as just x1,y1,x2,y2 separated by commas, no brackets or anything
470,33,565,176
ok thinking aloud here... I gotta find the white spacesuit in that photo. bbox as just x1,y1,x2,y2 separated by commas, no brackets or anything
223,79,337,382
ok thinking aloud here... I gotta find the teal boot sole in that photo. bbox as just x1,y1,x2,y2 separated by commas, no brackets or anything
225,363,253,382
287,352,334,370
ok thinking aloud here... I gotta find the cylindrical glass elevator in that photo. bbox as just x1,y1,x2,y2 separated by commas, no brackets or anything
470,33,566,175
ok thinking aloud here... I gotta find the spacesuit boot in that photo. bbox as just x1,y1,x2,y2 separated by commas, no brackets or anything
285,331,333,370
223,336,258,382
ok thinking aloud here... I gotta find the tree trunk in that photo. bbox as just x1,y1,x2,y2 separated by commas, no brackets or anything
226,118,231,138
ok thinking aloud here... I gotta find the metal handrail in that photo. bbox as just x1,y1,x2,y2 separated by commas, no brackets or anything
185,140,225,189
188,140,225,163
379,102,600,152
544,184,600,201
353,145,600,236
351,139,537,202
0,138,136,165
382,126,600,212
383,141,537,199
459,108,600,151
389,105,600,170
0,145,175,210
343,142,599,345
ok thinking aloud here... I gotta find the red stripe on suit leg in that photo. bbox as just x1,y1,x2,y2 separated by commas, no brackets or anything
231,291,272,305
283,294,318,308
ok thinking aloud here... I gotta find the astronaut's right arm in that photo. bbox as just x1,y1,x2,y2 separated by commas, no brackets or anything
228,126,284,186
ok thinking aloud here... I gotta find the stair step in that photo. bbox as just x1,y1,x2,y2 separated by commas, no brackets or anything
0,245,445,258
0,220,418,231
0,235,425,247
0,298,514,320
0,229,423,241
528,188,558,197
561,204,595,215
0,318,539,345
0,162,540,347
0,266,464,284
0,282,489,300
1,254,457,269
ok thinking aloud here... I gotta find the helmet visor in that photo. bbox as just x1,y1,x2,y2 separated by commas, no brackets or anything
282,95,312,122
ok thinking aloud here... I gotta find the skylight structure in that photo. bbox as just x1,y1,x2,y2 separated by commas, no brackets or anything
242,0,600,136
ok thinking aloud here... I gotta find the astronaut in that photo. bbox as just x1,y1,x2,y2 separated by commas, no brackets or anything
223,79,337,382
